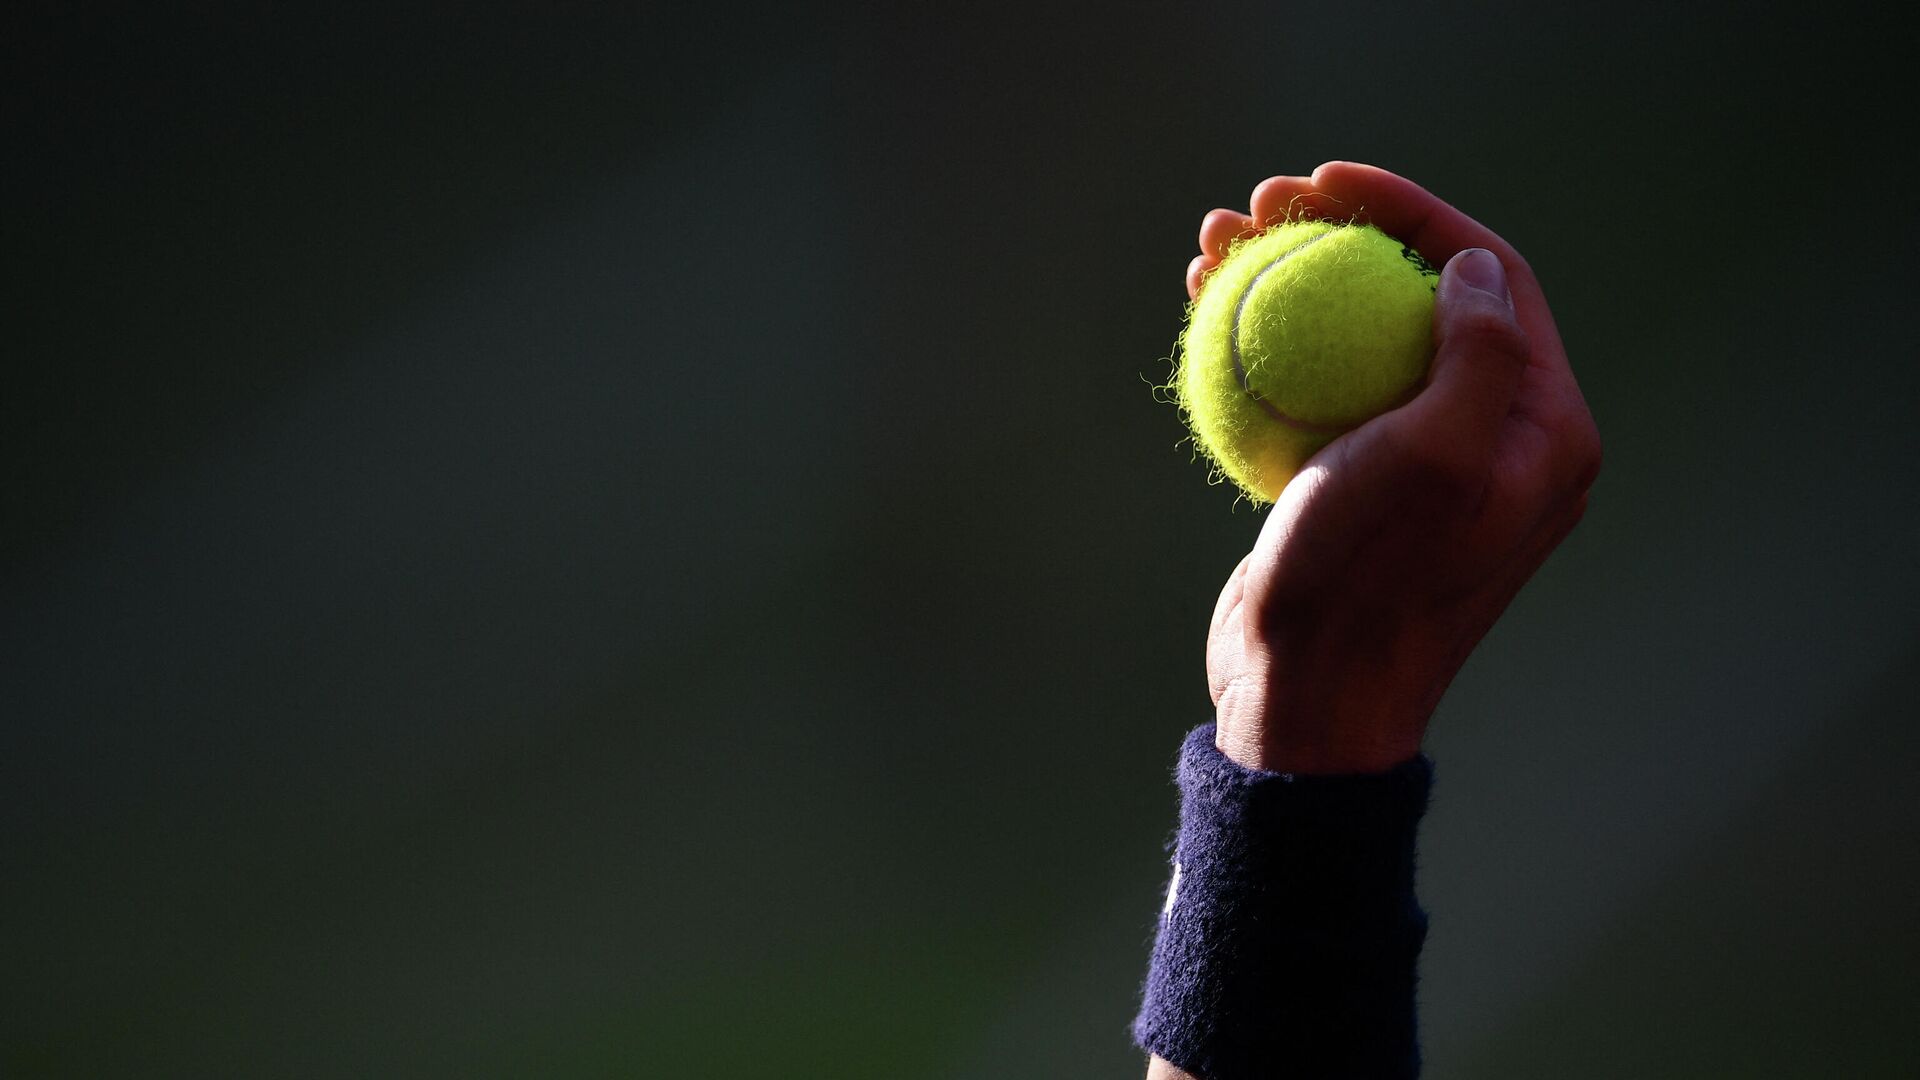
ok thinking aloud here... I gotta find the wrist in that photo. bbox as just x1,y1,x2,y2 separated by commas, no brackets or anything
1215,718,1422,774
1212,632,1441,775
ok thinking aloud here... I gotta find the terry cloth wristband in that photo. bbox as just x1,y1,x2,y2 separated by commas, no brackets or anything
1133,723,1434,1080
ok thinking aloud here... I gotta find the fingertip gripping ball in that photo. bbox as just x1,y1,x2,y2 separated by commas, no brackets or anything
1172,220,1438,504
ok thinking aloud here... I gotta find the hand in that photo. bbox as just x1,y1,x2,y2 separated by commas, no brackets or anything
1194,162,1602,774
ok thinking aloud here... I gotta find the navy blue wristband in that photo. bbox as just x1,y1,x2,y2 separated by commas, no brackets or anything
1133,724,1434,1080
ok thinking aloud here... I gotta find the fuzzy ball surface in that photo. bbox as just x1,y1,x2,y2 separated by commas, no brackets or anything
1174,220,1438,504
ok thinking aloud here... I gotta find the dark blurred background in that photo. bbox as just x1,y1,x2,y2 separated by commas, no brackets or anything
5,2,1915,1076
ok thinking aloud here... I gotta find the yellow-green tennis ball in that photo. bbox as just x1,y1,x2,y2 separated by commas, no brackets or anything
1173,220,1438,504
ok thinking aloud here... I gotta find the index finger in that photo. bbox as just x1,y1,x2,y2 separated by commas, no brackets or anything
1307,161,1570,376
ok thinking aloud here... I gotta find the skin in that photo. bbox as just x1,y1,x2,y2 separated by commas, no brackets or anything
1144,162,1602,1080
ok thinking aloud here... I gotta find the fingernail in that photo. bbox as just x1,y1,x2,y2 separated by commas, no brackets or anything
1454,248,1510,304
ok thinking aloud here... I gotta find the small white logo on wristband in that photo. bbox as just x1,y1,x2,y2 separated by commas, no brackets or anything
1162,861,1183,920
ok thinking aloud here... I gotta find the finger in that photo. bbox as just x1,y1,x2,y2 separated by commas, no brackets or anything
1248,175,1347,228
1199,207,1257,261
1308,161,1571,376
1381,248,1530,492
1186,254,1212,301
1308,161,1516,274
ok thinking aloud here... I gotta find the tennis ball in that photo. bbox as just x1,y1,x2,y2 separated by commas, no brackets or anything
1171,220,1438,504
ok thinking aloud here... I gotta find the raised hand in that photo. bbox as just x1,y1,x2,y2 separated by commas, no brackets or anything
1193,162,1602,774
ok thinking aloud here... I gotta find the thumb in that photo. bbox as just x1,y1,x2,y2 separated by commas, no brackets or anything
1387,247,1530,484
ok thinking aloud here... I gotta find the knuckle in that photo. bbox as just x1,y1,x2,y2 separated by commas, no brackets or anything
1559,417,1604,492
1448,307,1531,359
